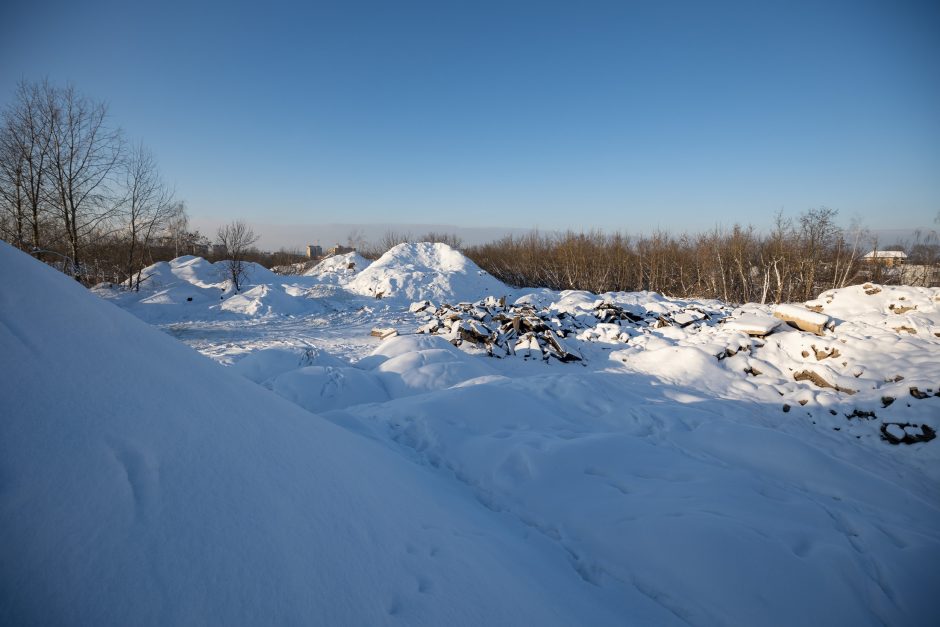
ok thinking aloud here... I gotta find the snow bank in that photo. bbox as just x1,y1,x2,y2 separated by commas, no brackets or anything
229,345,346,384
347,242,508,302
261,335,499,414
0,242,628,626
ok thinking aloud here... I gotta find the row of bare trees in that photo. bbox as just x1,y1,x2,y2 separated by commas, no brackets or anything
0,80,182,288
459,209,937,303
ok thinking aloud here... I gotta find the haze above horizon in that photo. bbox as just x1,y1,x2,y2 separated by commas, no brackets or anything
2,0,938,242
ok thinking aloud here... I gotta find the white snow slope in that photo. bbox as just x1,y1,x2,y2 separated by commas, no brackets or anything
347,242,508,302
0,242,629,626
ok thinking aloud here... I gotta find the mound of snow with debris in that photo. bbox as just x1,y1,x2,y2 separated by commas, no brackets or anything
807,283,940,333
0,242,629,626
303,251,371,282
347,242,508,302
407,286,940,461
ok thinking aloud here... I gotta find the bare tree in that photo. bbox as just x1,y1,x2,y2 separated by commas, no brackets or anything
121,141,174,290
0,80,57,252
795,207,841,300
166,201,189,257
216,220,259,291
0,116,26,248
47,84,124,278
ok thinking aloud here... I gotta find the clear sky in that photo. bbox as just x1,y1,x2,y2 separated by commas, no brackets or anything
2,0,938,244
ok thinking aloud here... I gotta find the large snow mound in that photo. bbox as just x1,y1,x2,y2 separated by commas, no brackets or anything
0,242,627,626
347,242,508,302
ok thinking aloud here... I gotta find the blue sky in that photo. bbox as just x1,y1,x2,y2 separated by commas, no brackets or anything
2,0,938,246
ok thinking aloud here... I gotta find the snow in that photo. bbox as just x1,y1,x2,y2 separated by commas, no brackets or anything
347,242,509,302
5,240,940,626
722,313,781,336
863,250,907,259
303,251,371,282
0,242,624,626
774,303,832,327
886,423,907,440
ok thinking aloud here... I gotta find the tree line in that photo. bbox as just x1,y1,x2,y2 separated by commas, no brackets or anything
0,80,189,287
370,209,933,304
462,210,940,303
0,80,309,290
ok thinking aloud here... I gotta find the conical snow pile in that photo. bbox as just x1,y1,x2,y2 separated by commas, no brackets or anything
347,242,508,302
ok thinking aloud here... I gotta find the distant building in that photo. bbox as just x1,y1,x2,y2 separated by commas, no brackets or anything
306,245,323,258
862,250,907,267
326,244,356,256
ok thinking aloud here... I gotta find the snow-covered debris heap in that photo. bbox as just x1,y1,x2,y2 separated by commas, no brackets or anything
302,251,371,283
806,282,940,336
347,242,508,302
412,296,581,362
607,283,940,443
411,293,726,362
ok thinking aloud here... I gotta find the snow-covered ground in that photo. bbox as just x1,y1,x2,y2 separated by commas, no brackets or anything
4,241,939,625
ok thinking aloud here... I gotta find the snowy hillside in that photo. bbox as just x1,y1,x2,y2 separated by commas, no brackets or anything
347,242,508,302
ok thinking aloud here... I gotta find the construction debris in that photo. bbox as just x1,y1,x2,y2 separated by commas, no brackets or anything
774,304,833,335
410,296,722,363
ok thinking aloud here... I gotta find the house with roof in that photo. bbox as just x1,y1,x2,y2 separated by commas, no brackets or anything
862,250,907,267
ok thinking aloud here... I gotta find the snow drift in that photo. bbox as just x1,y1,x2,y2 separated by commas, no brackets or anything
347,242,508,302
0,242,625,626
